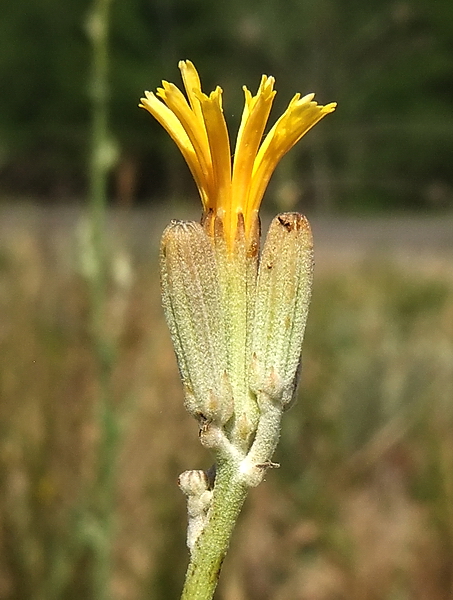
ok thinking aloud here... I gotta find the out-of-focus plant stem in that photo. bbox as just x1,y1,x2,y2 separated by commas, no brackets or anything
86,0,117,599
88,0,112,276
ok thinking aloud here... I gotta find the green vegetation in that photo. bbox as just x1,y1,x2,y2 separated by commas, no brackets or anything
1,0,453,210
0,207,452,599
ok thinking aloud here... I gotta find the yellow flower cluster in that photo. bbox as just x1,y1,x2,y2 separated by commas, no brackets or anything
140,61,336,247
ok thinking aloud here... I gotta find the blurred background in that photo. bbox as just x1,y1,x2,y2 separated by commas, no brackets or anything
1,0,453,599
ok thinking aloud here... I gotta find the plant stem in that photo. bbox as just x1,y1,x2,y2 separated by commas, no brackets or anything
86,0,117,598
180,461,248,600
87,0,112,325
89,0,112,223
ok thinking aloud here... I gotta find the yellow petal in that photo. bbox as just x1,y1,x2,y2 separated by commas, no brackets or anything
231,76,276,237
248,95,337,214
139,92,210,207
196,87,232,226
179,60,205,125
157,82,214,205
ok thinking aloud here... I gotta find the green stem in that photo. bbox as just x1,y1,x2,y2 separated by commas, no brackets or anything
87,0,112,329
86,0,117,599
89,0,112,220
180,461,248,600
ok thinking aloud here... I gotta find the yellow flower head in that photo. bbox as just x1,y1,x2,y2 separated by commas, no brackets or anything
140,61,336,248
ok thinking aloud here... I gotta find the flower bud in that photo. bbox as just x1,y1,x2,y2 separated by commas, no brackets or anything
178,470,213,553
178,469,211,498
160,221,233,424
250,213,313,407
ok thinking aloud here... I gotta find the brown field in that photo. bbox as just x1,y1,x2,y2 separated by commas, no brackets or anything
1,205,453,600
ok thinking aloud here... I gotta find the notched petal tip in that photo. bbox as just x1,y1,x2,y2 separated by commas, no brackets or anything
258,74,276,95
178,59,197,73
323,101,337,113
194,85,224,107
300,92,315,103
138,90,156,109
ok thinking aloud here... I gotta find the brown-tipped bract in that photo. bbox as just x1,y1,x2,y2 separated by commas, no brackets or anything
251,213,314,407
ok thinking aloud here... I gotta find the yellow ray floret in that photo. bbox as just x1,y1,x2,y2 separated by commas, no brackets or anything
139,60,336,246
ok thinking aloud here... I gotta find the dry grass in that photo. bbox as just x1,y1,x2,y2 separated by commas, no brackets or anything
1,205,453,600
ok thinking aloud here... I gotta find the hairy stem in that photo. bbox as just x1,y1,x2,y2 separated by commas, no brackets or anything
180,461,248,600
